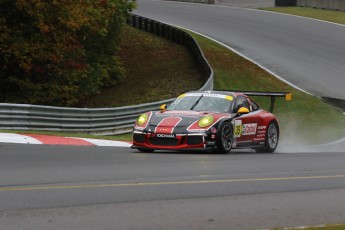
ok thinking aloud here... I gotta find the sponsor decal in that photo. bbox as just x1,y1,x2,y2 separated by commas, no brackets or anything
242,123,257,136
254,138,265,141
257,130,266,134
159,128,172,132
234,120,242,138
188,130,206,133
156,134,176,138
256,134,266,138
225,95,233,101
183,93,233,101
258,126,266,130
161,111,201,116
260,113,273,119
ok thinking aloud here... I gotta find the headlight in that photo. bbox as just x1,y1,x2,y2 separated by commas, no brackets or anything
137,113,148,125
198,115,214,128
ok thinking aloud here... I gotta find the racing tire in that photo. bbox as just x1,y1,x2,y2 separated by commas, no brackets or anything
137,148,154,153
255,121,279,153
216,121,233,154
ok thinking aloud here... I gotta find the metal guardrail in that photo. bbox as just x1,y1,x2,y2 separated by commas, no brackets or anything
0,14,214,135
127,14,214,89
0,98,175,135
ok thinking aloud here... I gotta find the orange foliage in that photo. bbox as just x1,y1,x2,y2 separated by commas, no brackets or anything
0,0,136,106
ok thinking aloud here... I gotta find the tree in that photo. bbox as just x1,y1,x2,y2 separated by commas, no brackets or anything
0,0,136,106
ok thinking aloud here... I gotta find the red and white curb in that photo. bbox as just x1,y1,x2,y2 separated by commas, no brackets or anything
0,133,132,147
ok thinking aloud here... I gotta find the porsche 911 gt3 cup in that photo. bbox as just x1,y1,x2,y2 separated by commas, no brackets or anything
132,90,291,153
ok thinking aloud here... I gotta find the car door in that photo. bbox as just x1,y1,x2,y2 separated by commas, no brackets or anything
233,96,259,144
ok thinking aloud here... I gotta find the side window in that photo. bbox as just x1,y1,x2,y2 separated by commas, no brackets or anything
248,98,260,112
234,96,250,113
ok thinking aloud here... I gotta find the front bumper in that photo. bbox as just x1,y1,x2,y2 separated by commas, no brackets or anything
132,131,215,150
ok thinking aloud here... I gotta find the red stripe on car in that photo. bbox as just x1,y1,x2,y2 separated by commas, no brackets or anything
154,117,182,134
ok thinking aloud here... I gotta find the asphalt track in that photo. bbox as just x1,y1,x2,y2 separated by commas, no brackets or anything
134,0,345,100
1,1,345,229
1,143,345,230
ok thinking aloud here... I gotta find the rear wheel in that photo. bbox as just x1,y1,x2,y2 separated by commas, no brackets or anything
255,122,279,153
216,122,233,154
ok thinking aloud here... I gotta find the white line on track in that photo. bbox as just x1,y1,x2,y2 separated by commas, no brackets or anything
315,136,345,147
248,8,345,28
153,19,313,96
151,0,345,96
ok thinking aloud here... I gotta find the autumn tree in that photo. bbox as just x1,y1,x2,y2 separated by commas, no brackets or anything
0,0,136,106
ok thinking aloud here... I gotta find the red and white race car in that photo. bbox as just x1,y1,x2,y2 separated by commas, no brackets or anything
132,90,291,153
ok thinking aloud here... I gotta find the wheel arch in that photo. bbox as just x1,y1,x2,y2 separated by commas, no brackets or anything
268,118,279,134
216,117,233,128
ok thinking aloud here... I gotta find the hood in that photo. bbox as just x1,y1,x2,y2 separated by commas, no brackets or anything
149,110,211,126
146,110,230,134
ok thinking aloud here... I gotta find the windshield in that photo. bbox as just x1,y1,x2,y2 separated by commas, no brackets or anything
167,93,233,113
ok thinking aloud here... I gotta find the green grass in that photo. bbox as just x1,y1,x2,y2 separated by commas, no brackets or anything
80,26,203,108
261,7,345,25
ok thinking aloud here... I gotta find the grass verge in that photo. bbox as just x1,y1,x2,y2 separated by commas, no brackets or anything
261,7,345,25
79,25,203,108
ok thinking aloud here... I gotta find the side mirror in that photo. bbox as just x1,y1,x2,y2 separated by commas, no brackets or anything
160,104,167,112
236,107,249,116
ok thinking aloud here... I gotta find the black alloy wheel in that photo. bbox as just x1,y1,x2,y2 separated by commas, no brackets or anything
216,121,233,154
255,121,279,153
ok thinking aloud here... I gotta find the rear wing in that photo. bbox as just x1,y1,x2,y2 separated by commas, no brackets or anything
234,91,292,113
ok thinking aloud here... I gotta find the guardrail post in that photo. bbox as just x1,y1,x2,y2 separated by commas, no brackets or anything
149,20,154,33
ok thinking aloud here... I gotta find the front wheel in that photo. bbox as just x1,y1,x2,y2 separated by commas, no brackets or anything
216,122,233,154
255,122,279,153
